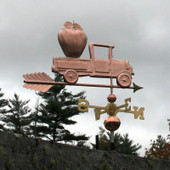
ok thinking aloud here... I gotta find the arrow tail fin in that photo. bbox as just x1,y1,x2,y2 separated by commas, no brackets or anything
23,72,53,92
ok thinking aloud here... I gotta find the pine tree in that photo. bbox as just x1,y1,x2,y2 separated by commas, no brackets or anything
0,88,8,130
95,126,142,155
33,74,89,143
0,88,8,112
0,93,32,135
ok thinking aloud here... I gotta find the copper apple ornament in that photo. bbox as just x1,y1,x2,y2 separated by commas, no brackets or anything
58,21,87,58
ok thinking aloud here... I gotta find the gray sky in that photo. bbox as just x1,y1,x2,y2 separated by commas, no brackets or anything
1,0,170,156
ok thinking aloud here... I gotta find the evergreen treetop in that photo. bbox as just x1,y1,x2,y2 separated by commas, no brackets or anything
0,88,8,113
95,126,142,155
33,74,89,143
0,93,32,135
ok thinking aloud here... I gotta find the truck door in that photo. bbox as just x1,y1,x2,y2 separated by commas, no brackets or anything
94,58,110,73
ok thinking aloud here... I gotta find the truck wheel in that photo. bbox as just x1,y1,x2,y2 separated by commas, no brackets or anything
117,73,131,88
64,70,78,84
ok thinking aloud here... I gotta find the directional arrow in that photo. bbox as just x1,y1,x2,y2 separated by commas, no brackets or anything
23,72,143,93
133,83,143,93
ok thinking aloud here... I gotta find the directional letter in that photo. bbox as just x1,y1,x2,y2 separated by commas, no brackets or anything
133,106,145,120
78,99,89,112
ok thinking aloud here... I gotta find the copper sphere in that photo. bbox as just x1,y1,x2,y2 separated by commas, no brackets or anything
104,116,121,131
107,94,117,103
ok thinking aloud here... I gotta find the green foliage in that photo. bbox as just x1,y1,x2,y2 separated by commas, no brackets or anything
81,154,86,161
96,159,112,170
5,159,14,170
0,88,8,130
145,135,170,160
95,127,141,156
49,159,56,167
0,88,8,111
32,74,89,143
0,146,6,155
33,153,39,168
43,144,50,155
76,140,91,149
57,149,62,156
0,93,33,135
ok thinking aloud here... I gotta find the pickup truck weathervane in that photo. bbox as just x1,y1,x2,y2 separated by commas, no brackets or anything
23,21,144,133
53,42,134,87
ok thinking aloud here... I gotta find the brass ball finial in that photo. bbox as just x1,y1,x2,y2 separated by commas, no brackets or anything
107,94,117,103
104,116,121,131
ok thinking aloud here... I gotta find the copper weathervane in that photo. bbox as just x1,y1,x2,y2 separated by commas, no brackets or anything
23,21,145,136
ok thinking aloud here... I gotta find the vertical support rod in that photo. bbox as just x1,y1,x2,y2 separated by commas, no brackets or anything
110,77,113,94
95,135,99,150
110,131,115,150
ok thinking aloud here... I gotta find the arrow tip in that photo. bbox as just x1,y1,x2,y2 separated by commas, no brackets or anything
133,83,143,93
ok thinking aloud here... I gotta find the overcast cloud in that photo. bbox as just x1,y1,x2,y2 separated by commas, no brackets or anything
0,0,170,156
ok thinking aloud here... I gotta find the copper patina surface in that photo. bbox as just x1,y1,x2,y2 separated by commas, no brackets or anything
52,42,134,87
